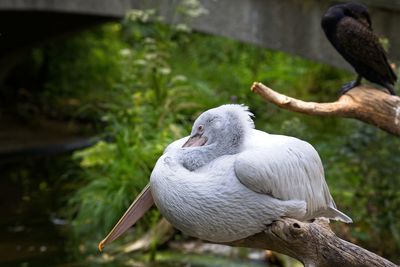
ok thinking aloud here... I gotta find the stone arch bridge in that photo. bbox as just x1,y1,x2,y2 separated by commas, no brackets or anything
0,0,399,158
1,0,399,71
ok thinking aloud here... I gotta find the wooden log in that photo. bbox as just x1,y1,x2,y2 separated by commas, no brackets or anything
251,82,400,136
223,218,398,267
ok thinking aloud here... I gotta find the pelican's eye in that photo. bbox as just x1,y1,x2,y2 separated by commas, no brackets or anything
198,125,204,133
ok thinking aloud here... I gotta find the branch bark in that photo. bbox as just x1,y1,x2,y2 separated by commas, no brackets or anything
251,82,400,136
130,218,398,266
122,218,175,253
223,218,398,267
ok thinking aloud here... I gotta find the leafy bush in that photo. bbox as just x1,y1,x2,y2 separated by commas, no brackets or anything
337,124,400,258
66,9,218,252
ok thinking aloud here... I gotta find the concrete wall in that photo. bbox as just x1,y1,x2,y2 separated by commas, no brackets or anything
0,0,128,17
131,0,400,71
0,0,399,70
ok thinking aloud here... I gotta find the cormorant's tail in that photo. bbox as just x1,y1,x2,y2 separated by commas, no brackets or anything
314,207,353,223
388,62,398,83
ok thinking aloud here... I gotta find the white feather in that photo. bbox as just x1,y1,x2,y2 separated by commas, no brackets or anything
236,130,334,219
150,104,352,243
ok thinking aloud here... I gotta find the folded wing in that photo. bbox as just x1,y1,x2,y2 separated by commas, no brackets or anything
234,136,351,222
335,17,397,85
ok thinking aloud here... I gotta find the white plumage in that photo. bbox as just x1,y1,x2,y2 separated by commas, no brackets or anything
99,104,352,250
150,104,352,242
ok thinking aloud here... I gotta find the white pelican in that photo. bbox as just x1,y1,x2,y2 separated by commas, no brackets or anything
99,104,352,250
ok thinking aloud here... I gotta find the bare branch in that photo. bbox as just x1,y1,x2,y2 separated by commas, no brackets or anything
126,218,398,266
251,82,400,136
223,218,398,267
122,218,174,253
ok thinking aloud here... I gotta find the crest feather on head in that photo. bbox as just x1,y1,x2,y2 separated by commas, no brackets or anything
216,104,255,129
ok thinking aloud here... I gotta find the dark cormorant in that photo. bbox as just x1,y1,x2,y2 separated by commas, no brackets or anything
321,2,397,95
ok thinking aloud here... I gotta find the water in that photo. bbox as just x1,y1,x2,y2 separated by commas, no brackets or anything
0,158,68,267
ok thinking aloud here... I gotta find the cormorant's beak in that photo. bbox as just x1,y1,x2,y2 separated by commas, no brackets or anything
98,183,154,251
182,133,207,147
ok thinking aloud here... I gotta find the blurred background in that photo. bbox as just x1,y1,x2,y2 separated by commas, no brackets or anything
0,0,399,266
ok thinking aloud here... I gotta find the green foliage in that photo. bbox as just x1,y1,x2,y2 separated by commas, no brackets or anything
65,9,217,251
38,24,128,120
338,124,400,258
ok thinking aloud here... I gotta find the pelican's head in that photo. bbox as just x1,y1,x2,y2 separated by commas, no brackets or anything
183,104,254,153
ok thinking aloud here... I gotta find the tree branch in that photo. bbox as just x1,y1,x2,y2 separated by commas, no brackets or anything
251,82,400,136
122,218,175,253
223,218,398,267
133,218,398,266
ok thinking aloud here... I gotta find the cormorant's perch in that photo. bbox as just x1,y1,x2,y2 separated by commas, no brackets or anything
321,2,397,95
